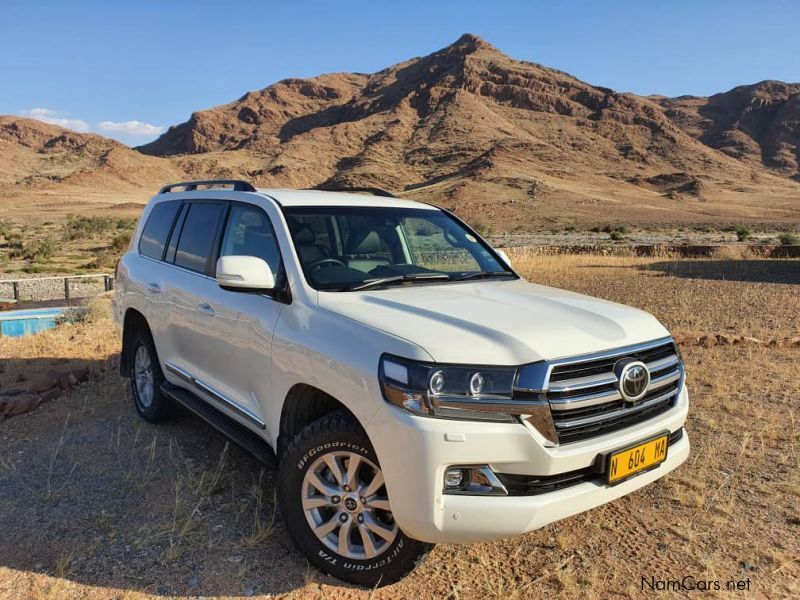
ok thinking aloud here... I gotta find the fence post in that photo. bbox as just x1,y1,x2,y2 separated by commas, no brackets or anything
64,278,70,301
12,281,19,301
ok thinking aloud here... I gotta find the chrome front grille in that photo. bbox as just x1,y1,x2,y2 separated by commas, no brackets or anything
545,339,683,444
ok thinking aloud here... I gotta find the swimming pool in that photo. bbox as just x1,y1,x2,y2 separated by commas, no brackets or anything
0,307,66,338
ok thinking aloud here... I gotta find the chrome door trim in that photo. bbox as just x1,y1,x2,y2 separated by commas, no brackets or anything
163,362,266,430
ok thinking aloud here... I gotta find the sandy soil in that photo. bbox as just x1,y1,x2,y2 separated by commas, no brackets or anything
0,254,798,599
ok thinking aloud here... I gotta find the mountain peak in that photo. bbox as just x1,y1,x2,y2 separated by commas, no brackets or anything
447,33,498,55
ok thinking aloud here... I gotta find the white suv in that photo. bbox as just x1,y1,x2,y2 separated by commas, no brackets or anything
114,180,689,586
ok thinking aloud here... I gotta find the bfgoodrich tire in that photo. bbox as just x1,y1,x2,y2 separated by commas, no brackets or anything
127,327,175,423
278,411,432,587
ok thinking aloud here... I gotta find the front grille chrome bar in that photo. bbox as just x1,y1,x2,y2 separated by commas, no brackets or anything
515,337,684,445
553,387,678,430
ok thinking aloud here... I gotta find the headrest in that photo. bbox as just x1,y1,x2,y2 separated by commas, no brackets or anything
348,230,382,254
294,224,315,245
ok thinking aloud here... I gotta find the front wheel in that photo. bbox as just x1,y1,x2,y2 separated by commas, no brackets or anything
278,411,431,587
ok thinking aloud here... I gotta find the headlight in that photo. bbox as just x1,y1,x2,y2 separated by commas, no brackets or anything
378,354,518,423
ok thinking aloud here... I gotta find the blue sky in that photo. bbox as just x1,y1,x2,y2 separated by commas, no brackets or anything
2,0,798,146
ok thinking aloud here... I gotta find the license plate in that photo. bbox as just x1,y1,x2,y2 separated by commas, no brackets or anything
607,432,669,485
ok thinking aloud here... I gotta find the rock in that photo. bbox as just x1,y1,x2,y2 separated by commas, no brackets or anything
32,373,60,393
0,392,41,418
186,574,200,589
715,334,738,345
38,386,62,403
226,555,243,564
56,372,75,392
739,560,757,572
156,585,170,595
699,335,717,347
73,367,90,383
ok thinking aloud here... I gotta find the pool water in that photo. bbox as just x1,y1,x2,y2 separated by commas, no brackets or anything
0,307,66,337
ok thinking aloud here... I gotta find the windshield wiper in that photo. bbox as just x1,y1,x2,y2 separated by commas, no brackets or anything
455,270,515,281
348,273,451,291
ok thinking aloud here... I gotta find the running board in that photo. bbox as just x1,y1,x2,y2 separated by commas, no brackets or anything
160,382,277,467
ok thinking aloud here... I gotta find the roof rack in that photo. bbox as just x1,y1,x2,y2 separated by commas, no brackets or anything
159,179,256,194
310,185,397,198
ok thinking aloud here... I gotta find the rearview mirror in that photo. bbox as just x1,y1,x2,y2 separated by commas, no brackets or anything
496,249,512,269
216,255,275,292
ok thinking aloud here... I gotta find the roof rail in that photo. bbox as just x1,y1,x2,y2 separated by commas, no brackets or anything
310,185,397,198
158,179,257,194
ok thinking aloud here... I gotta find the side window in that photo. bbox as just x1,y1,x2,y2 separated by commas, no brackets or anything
220,205,283,279
138,200,181,260
174,203,225,273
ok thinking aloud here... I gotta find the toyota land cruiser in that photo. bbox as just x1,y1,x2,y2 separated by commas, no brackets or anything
114,180,689,586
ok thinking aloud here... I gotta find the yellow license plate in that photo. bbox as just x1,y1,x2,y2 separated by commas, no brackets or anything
607,433,669,485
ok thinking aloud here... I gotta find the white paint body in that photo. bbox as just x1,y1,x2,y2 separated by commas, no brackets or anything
115,188,689,544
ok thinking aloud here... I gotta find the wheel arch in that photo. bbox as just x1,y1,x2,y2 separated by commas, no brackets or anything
120,308,150,376
278,383,363,457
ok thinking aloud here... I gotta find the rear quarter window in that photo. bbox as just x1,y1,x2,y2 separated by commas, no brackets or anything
138,200,181,260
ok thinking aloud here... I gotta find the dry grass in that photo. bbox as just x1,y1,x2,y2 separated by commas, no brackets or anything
0,254,798,599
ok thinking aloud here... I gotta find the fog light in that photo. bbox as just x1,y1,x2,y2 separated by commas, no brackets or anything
429,370,446,394
469,372,485,395
444,468,466,489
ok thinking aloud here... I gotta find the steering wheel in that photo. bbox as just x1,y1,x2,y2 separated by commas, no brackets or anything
308,258,347,272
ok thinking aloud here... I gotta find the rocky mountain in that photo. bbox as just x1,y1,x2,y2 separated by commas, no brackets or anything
3,34,799,228
658,81,800,177
0,116,180,190
0,116,183,222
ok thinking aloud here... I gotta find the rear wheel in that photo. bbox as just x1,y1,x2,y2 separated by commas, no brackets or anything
278,411,431,586
127,327,174,423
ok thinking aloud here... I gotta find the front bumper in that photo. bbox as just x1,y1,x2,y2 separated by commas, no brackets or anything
367,384,689,544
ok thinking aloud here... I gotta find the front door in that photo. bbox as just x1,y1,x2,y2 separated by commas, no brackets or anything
191,202,286,430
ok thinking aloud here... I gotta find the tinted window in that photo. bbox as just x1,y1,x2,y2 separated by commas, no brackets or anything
138,200,181,260
164,203,188,263
174,203,225,273
220,205,283,279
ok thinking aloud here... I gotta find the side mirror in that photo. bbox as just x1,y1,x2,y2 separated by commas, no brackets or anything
216,256,275,292
496,249,512,269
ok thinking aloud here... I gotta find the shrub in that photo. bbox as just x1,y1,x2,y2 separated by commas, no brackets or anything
63,215,118,240
601,223,630,235
735,225,751,241
15,236,57,262
609,231,625,241
778,231,799,246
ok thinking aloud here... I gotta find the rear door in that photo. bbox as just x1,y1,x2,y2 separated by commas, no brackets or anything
161,200,227,384
132,199,198,373
190,201,286,431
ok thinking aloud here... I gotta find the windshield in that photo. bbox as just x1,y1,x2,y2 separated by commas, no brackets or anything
283,206,513,291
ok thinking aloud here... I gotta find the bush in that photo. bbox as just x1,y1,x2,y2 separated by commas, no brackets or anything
609,231,625,241
111,230,133,252
63,215,133,241
735,225,751,241
778,231,799,246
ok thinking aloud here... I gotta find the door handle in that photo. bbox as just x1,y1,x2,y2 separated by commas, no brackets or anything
197,302,215,316
146,282,162,293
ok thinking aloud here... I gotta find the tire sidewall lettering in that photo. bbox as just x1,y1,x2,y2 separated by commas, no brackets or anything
296,441,368,470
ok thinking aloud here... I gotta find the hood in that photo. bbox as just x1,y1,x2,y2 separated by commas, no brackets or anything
318,278,670,365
